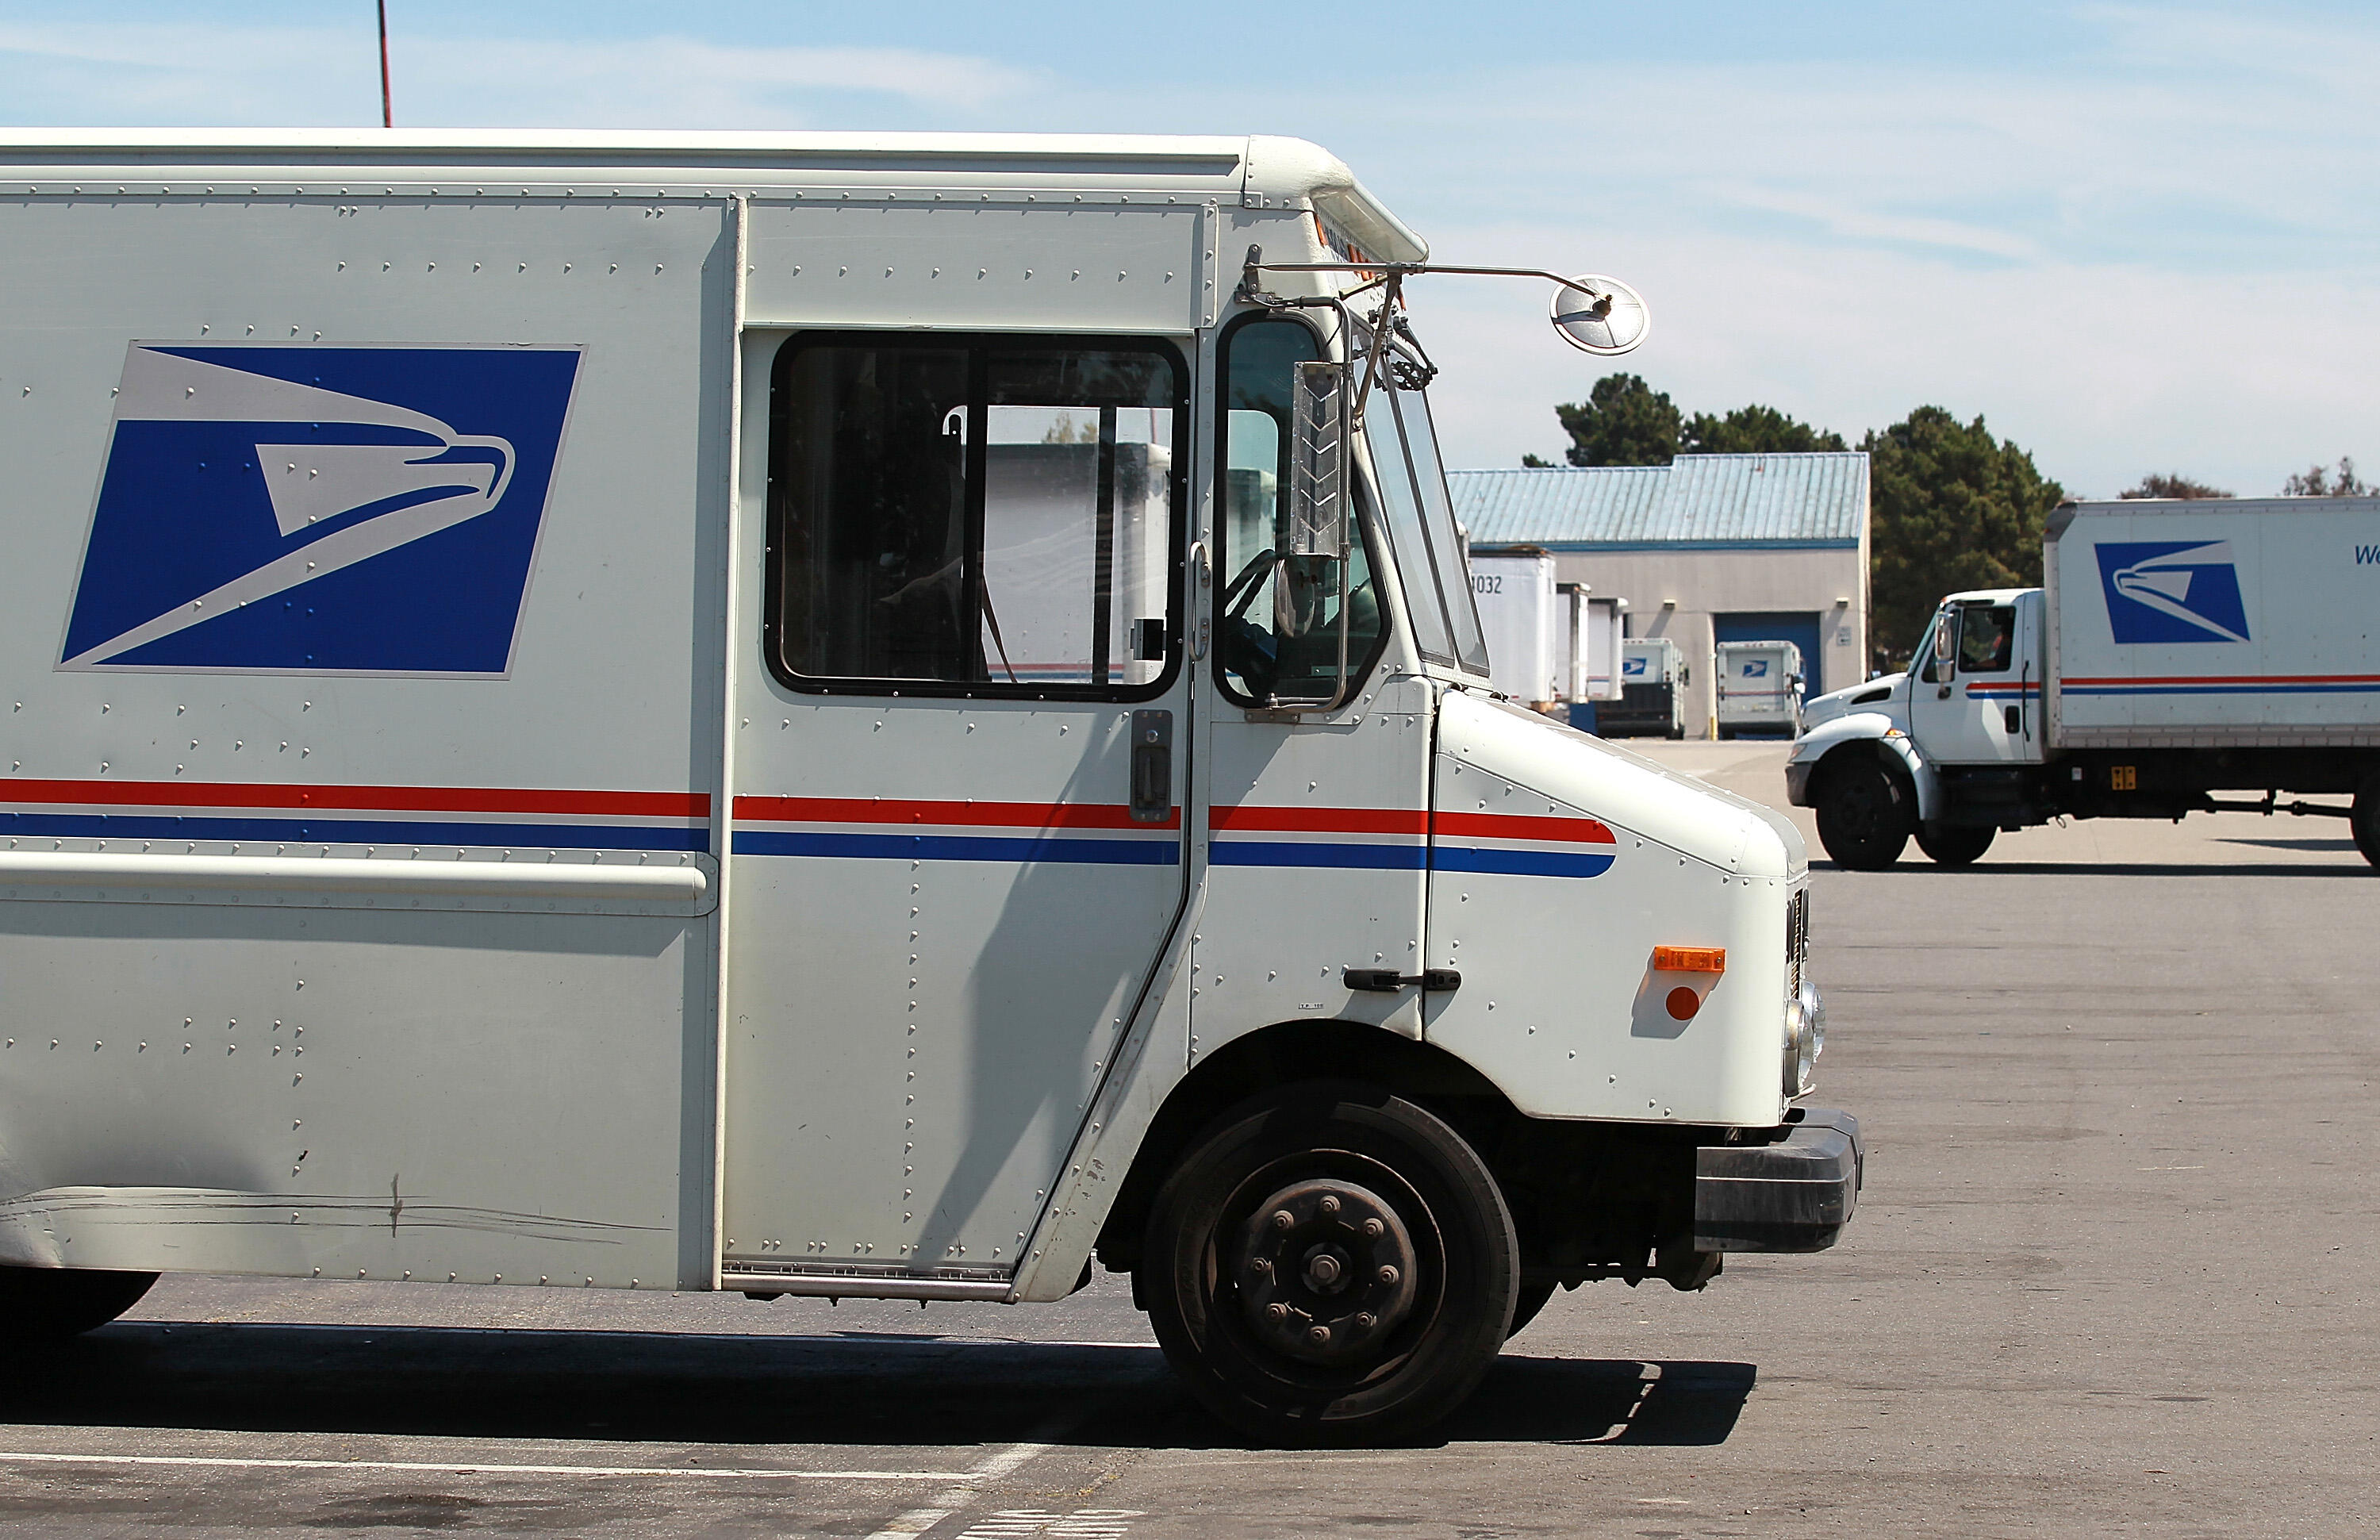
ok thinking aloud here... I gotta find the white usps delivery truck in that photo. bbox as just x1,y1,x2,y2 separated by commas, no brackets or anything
1790,497,2380,869
0,130,1858,1441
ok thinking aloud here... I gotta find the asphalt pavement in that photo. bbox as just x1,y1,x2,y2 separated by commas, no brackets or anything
4,740,2374,1538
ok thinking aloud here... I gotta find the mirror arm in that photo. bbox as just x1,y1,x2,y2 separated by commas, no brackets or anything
1249,259,1618,309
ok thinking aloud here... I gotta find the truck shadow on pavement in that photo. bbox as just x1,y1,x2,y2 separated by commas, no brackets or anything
10,1324,1752,1450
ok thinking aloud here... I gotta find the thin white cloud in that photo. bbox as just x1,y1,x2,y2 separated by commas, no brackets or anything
1702,182,2043,262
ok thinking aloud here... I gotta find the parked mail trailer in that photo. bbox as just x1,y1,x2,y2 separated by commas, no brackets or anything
1598,638,1688,738
1716,640,1805,739
1559,586,1626,705
1467,549,1560,706
0,130,1859,1441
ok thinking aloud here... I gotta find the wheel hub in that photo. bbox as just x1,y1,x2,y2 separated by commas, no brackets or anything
1232,1177,1418,1365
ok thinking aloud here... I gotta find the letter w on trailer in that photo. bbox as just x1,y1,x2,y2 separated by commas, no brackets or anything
0,130,1859,1442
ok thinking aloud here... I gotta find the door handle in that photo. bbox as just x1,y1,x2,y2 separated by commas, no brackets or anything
1130,709,1173,823
2002,705,2021,734
1344,966,1462,993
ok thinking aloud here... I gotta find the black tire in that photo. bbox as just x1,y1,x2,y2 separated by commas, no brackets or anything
1814,754,1914,870
0,1265,157,1342
1915,823,1996,867
1505,1277,1557,1340
1140,1082,1518,1445
2355,778,2380,869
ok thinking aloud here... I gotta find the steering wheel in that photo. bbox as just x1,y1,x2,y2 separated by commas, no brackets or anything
1215,549,1282,697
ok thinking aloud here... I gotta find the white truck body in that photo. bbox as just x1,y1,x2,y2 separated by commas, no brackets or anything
2044,499,2380,748
1601,638,1687,738
1466,551,1559,706
1715,640,1804,738
0,131,1858,1431
1789,498,2380,869
1562,589,1627,705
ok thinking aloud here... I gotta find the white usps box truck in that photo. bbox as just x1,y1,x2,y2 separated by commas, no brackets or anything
0,130,1858,1441
1715,640,1804,739
1791,497,2380,868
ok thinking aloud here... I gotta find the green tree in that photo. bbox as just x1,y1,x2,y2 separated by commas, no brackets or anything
2282,457,2369,496
1682,404,1847,455
1865,407,2066,669
1554,374,1680,466
2120,472,2231,500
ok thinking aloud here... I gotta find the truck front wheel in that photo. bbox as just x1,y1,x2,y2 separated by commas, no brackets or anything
1916,823,1996,867
1139,1083,1518,1445
1814,755,1914,870
0,1265,157,1343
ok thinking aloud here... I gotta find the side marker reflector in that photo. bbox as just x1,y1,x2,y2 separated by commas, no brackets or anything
1653,946,1726,973
1665,986,1702,1021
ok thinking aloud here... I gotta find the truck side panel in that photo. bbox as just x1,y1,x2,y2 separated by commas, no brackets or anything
2048,499,2380,748
0,192,736,1287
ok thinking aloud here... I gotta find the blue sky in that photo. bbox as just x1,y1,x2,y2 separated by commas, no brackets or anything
3,2,2374,497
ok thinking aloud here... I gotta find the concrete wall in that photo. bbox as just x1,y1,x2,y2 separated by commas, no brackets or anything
1550,544,1870,737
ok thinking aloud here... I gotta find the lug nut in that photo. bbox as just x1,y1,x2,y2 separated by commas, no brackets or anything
1362,1218,1384,1239
1271,1209,1295,1231
1377,1264,1399,1285
1356,1311,1376,1328
1250,1256,1273,1275
1307,1325,1331,1346
1318,1195,1341,1217
1266,1301,1288,1321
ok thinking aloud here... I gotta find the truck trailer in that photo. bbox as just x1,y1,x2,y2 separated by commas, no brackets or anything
1599,638,1689,738
1715,640,1804,740
0,129,1860,1442
1788,497,2380,868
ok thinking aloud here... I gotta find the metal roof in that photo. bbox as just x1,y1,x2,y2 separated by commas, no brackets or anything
1449,453,1868,550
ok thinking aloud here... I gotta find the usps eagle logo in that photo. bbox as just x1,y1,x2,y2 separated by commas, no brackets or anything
60,343,582,674
2094,540,2251,645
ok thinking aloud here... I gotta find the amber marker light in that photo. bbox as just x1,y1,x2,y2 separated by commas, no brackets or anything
1652,946,1726,974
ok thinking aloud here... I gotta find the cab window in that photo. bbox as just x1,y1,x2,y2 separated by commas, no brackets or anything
1956,605,2015,674
766,334,1184,698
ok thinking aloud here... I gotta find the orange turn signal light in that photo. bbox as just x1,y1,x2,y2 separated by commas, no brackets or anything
1652,946,1726,974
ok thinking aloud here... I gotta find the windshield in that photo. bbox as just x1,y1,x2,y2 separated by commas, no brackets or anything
1363,378,1491,676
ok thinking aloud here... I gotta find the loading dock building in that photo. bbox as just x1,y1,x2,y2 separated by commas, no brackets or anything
1447,452,1871,738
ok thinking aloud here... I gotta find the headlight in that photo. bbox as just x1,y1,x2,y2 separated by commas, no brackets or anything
1783,981,1824,1098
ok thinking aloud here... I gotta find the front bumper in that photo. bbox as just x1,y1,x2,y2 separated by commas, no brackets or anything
1692,1107,1862,1253
1783,756,1816,806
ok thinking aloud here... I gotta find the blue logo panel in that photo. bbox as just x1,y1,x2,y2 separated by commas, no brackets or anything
62,344,583,674
1741,659,1769,678
2094,540,2250,644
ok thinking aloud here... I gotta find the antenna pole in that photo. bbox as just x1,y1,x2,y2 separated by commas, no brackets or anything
377,0,393,128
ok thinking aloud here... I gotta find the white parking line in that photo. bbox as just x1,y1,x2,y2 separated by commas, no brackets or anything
865,1440,1056,1540
0,1450,973,1482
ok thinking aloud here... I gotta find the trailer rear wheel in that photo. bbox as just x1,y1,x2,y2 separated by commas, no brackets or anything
2354,779,2380,869
1916,824,1995,867
1140,1083,1518,1445
0,1265,157,1343
1814,755,1914,870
